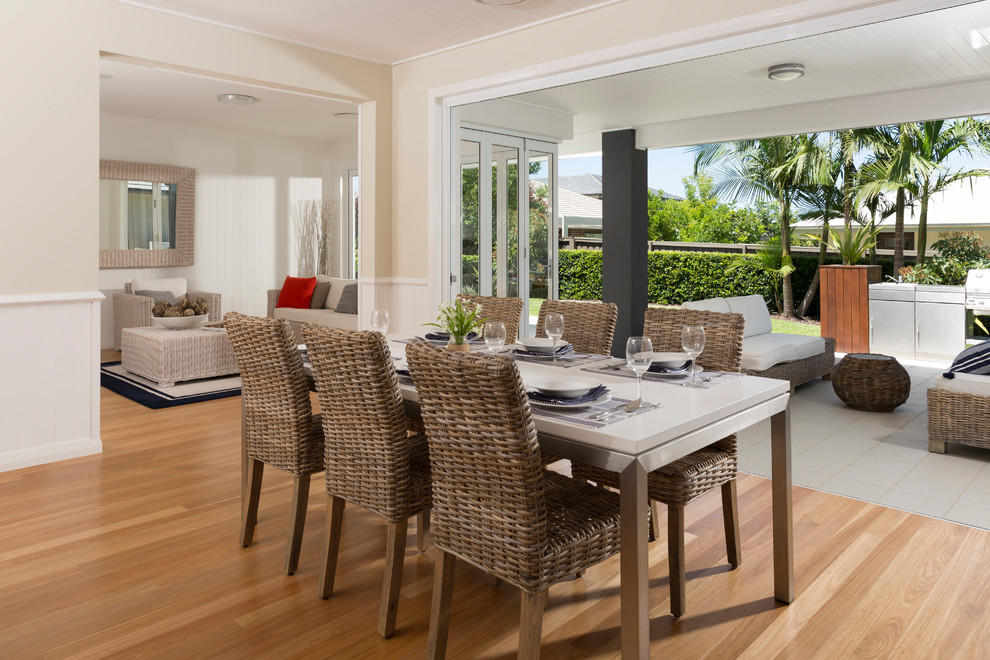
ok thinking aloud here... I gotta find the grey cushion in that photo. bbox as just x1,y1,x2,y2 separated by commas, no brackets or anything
335,283,358,314
135,289,178,305
310,278,332,309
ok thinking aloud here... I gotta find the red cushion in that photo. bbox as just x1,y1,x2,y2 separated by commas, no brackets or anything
276,276,317,309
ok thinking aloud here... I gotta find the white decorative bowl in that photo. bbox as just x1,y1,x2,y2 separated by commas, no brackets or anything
516,337,558,353
651,352,692,368
153,314,208,330
529,376,601,399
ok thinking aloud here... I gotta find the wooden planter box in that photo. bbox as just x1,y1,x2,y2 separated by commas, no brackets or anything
820,264,882,354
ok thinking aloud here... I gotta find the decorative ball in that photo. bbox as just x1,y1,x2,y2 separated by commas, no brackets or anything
152,301,169,317
164,306,183,317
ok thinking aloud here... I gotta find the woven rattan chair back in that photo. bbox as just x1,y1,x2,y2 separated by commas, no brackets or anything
224,311,322,477
456,294,525,344
405,340,551,588
643,307,744,374
302,324,429,522
535,299,618,355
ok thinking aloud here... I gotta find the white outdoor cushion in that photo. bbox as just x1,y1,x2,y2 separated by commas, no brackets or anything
739,334,800,371
682,297,731,314
933,372,990,396
726,294,773,337
131,277,187,300
323,278,358,310
274,307,360,331
788,334,827,360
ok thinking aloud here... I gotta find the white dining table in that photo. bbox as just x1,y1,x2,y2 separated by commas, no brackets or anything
242,335,794,659
386,336,794,660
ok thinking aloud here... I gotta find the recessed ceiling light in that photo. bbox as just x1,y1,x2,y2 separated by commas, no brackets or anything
333,112,358,119
474,0,529,6
217,93,256,106
767,63,805,81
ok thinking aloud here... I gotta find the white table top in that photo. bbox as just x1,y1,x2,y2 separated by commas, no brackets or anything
386,335,790,462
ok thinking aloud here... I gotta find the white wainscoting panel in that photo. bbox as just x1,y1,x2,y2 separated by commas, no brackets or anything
0,292,103,472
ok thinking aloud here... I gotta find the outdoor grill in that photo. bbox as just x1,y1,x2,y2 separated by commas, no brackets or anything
965,269,990,311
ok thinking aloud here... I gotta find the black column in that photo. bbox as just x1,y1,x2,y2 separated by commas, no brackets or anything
601,129,648,357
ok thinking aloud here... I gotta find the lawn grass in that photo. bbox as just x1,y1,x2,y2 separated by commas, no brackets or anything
771,317,821,336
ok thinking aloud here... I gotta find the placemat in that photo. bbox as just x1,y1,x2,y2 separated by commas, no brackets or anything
582,360,744,389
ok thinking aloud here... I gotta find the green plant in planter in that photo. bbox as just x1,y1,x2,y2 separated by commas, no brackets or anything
805,223,882,265
425,298,485,345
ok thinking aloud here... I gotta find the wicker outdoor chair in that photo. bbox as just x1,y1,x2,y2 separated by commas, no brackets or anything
302,324,432,639
535,299,618,355
405,341,621,659
571,306,745,617
223,312,325,576
456,293,525,344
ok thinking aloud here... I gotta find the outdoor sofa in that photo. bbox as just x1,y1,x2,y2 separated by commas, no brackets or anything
682,294,835,390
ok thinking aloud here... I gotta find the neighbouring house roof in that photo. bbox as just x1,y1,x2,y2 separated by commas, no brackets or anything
557,186,602,220
533,173,683,202
793,177,990,230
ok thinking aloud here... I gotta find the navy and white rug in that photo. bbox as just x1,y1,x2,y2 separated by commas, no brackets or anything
100,362,241,409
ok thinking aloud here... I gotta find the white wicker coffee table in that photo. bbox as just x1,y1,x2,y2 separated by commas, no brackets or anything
121,326,239,387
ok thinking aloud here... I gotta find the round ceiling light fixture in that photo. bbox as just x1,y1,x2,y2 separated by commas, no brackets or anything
474,0,530,6
217,93,256,106
767,63,805,81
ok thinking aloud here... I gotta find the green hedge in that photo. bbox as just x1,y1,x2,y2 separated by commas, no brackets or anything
559,249,910,318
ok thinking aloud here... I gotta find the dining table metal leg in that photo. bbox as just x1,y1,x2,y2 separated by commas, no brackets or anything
619,459,649,659
770,404,794,604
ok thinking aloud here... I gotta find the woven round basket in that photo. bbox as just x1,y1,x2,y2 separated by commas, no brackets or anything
832,353,911,412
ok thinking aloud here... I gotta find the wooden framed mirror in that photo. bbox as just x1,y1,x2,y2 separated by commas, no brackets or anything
99,160,196,268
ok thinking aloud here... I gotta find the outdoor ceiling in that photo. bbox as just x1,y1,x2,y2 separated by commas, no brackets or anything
116,0,623,65
500,0,990,149
99,59,359,142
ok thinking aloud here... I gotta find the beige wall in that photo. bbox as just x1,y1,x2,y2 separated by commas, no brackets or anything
1,0,99,293
0,0,391,298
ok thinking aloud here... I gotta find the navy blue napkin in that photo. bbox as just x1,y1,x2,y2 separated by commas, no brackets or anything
527,384,608,406
648,360,691,374
424,331,478,342
514,343,575,357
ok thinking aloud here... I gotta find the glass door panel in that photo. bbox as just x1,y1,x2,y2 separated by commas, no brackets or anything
459,138,482,294
527,150,553,329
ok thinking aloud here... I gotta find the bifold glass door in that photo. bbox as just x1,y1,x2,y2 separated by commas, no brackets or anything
455,129,556,336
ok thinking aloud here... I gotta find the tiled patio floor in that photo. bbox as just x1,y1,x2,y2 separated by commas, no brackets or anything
738,358,990,531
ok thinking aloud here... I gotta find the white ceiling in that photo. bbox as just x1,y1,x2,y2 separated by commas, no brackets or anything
118,0,623,65
104,1,990,146
501,1,990,147
99,59,359,142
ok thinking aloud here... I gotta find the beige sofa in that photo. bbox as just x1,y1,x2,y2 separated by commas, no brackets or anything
267,276,359,342
682,294,835,390
113,276,222,350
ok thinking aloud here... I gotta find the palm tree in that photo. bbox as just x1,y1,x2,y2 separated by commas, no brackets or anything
793,151,843,318
693,135,823,318
860,119,990,268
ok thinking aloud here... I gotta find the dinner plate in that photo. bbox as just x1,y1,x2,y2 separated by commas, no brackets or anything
647,367,702,378
528,376,602,399
651,351,692,368
516,337,558,353
529,392,611,410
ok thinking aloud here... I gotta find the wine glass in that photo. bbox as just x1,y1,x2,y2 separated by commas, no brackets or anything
681,325,706,388
545,313,565,364
626,336,653,402
484,321,506,354
370,309,390,334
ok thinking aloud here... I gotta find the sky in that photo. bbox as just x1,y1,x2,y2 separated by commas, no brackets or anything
559,139,990,202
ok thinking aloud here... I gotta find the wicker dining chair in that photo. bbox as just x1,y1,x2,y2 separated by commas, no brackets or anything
535,299,618,355
223,312,325,576
571,306,745,617
405,341,621,659
301,325,432,639
456,293,525,344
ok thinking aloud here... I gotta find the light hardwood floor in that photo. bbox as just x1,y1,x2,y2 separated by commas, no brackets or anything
2,361,990,658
